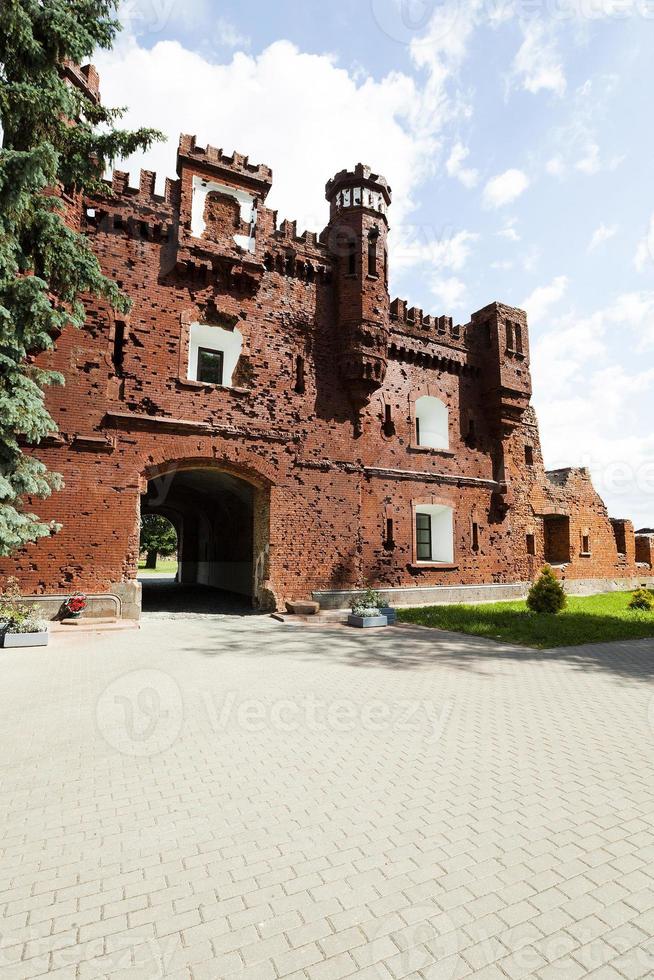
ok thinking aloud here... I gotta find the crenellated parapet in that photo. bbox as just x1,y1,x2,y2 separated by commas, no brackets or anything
389,298,467,348
177,134,273,199
83,168,179,245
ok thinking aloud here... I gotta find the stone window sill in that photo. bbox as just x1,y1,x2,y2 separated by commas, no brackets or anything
178,378,250,396
409,445,455,457
580,552,592,558
410,562,459,571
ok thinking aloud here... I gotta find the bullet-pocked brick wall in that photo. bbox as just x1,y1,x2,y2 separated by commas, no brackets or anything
1,85,649,612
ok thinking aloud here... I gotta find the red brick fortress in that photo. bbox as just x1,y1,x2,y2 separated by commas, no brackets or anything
3,68,651,618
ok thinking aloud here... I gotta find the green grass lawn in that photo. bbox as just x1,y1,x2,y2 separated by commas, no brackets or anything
397,591,654,649
137,558,178,575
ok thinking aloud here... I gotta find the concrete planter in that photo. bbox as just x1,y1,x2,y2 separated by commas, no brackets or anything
2,630,49,648
379,606,397,625
347,614,388,628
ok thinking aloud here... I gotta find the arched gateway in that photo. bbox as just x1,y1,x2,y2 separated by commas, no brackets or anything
140,459,273,612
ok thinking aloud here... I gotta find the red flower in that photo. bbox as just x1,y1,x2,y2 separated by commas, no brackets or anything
65,594,88,613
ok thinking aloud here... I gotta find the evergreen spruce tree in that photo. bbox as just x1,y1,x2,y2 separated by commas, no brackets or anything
0,0,162,555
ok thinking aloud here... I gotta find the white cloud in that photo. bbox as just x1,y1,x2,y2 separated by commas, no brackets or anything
497,221,521,242
522,275,569,323
94,34,442,245
546,156,565,178
512,21,566,97
635,212,654,273
430,275,467,310
532,293,654,527
575,142,601,175
446,142,479,188
119,0,250,47
588,223,617,252
394,228,478,273
482,169,529,209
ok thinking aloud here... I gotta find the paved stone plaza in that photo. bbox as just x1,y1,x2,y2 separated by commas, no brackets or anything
1,616,654,979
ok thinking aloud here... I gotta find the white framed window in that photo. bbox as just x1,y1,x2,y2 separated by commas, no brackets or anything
415,505,454,564
188,323,243,386
415,396,449,450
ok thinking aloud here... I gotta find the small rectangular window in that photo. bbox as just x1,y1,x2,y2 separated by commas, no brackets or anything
514,322,523,354
295,355,306,394
506,321,514,351
197,347,224,385
368,235,377,276
472,522,479,552
112,322,125,377
582,534,590,555
415,416,420,445
525,445,534,466
385,517,394,547
526,533,535,556
416,513,432,561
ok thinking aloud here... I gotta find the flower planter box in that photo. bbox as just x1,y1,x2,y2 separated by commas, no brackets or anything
2,631,49,648
347,614,388,628
379,606,397,625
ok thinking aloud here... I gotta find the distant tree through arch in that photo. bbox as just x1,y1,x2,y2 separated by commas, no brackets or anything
140,515,178,570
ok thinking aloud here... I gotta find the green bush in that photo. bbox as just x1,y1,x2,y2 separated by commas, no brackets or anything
527,565,567,614
352,586,383,616
628,587,654,611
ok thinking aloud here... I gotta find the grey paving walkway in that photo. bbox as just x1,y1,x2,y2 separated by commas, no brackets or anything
1,617,654,980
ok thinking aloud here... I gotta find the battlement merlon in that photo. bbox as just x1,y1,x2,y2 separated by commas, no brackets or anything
61,61,101,105
177,134,273,200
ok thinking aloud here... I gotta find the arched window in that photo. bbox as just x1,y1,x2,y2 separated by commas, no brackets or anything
415,396,449,450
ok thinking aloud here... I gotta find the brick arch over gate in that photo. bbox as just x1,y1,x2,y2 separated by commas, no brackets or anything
140,456,276,611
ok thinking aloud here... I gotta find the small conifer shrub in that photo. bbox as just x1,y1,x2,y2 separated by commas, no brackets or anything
527,565,567,614
628,588,654,612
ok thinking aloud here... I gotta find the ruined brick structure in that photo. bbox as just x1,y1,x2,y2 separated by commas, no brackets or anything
3,67,652,617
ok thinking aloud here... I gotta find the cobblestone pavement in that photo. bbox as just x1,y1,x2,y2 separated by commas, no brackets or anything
1,616,654,980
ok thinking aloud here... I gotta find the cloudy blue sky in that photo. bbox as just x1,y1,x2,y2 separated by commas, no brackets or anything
96,0,654,527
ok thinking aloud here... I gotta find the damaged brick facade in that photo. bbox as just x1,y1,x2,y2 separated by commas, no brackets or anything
2,68,651,617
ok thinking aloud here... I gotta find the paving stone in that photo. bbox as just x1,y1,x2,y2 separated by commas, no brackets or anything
1,619,654,980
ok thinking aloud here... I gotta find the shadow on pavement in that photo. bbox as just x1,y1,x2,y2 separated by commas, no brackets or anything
140,578,257,617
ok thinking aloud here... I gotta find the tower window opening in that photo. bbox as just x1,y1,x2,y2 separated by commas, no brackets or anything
112,322,125,377
526,533,536,556
472,522,480,552
368,229,379,276
514,322,523,354
295,355,306,394
385,517,394,548
383,403,394,436
346,236,356,275
525,445,534,466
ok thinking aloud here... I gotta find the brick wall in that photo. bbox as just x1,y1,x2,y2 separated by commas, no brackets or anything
0,120,649,613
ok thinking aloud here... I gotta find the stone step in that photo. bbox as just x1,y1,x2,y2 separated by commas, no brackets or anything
52,618,139,632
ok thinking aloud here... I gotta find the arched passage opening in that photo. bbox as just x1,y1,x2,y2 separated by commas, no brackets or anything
140,463,272,614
